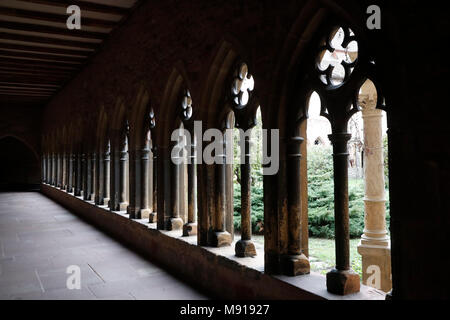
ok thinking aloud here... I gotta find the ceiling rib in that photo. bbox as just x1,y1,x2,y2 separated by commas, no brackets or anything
0,0,141,106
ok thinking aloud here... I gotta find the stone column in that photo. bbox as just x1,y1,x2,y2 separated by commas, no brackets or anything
57,153,62,188
118,137,128,211
139,141,152,219
81,152,87,199
52,153,56,186
127,149,139,218
67,153,74,193
326,133,360,295
61,153,66,189
210,138,231,246
281,135,310,276
235,134,256,257
95,151,104,205
90,152,97,201
151,148,157,221
357,93,391,292
83,153,92,201
167,147,183,230
75,153,82,196
42,154,47,183
183,138,198,236
103,143,111,206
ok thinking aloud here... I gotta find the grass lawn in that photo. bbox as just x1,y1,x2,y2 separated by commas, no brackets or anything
251,235,362,279
309,237,362,278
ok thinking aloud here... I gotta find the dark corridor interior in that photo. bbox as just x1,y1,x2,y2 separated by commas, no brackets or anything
0,136,40,191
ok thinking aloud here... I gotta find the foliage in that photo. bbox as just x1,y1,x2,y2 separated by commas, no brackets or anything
307,145,390,239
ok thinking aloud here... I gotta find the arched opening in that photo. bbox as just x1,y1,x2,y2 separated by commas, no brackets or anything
0,136,40,191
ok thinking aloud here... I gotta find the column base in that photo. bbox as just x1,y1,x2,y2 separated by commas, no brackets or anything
118,202,128,212
127,206,139,219
326,268,360,295
166,217,183,231
139,209,152,220
183,223,198,237
280,254,310,276
235,239,257,257
210,231,231,247
357,242,391,292
149,212,157,223
94,196,104,206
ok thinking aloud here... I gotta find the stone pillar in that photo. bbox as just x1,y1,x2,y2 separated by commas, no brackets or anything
139,141,152,219
183,138,198,236
118,137,128,211
167,146,183,230
90,152,97,201
103,143,111,206
42,154,47,183
57,153,62,188
151,148,157,222
67,153,74,193
357,93,391,292
235,134,256,257
82,152,87,199
127,149,139,218
83,153,92,201
94,151,103,205
75,153,82,196
281,135,310,276
326,133,360,295
61,153,66,189
52,153,56,186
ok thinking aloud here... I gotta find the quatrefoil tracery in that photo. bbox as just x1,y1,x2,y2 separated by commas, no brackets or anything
180,90,193,121
149,108,156,129
316,27,358,87
231,63,255,110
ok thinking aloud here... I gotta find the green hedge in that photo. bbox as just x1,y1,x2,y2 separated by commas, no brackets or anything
307,146,390,239
232,145,390,239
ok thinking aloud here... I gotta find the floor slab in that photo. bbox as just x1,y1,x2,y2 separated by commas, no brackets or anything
0,191,209,300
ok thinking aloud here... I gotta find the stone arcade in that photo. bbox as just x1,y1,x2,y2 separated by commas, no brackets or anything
0,0,449,300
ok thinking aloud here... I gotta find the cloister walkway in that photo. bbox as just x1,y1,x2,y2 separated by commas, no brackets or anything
0,192,208,300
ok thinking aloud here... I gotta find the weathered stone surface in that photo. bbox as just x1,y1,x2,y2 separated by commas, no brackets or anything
235,240,257,258
281,254,310,276
183,223,198,237
326,269,360,296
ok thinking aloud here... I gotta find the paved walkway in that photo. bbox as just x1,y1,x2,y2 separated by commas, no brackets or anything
0,192,208,300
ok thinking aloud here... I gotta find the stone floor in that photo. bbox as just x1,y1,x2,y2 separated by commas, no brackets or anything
0,192,208,300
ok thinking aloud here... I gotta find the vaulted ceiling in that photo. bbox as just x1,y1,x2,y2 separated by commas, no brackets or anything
0,0,140,107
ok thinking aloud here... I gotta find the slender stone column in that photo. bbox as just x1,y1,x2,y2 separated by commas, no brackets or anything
83,153,92,201
183,139,198,236
75,153,82,196
127,150,139,218
235,134,256,257
52,153,56,186
281,136,310,276
95,151,104,205
140,140,152,219
357,94,391,292
326,133,360,295
118,138,128,211
103,143,111,206
42,154,46,183
167,149,183,230
57,153,62,188
67,153,74,193
61,153,66,189
59,153,64,188
210,138,231,246
81,153,87,199
90,152,96,201
151,148,157,221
